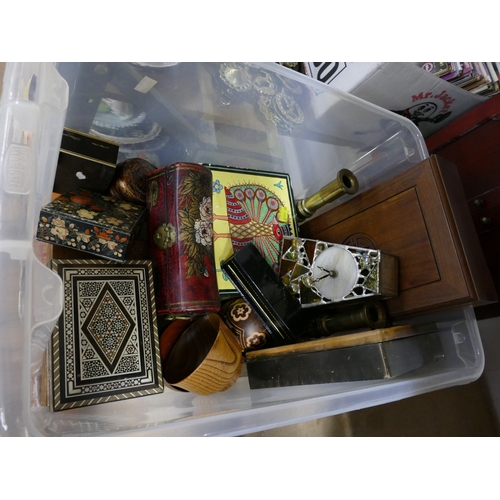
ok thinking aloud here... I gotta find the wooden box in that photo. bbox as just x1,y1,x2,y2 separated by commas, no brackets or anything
426,93,500,319
300,155,497,318
54,128,119,195
49,259,163,411
245,324,443,389
36,188,146,262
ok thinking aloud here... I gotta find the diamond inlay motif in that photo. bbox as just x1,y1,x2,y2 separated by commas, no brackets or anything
50,260,163,412
82,282,135,373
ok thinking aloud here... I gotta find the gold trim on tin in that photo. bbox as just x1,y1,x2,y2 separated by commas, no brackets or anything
148,179,159,207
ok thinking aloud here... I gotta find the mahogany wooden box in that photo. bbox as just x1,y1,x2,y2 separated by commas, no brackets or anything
300,155,497,318
426,93,500,319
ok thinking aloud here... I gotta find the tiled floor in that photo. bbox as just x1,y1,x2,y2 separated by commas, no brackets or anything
244,377,499,436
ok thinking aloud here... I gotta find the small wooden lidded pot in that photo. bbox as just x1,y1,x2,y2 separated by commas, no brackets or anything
220,298,271,352
108,158,157,205
162,313,243,395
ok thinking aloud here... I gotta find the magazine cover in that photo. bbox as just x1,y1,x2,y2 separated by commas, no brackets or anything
303,62,487,137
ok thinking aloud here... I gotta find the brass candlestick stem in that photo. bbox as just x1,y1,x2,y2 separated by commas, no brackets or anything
295,168,359,222
306,299,388,338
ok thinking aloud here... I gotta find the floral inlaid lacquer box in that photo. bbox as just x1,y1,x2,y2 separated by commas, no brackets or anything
36,189,146,262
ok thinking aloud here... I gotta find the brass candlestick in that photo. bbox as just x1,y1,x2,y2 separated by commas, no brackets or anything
305,299,388,338
295,168,359,223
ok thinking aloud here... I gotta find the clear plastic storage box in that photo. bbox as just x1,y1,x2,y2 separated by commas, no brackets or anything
0,62,484,436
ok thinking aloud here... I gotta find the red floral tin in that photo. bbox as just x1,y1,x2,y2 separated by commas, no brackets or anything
146,162,220,317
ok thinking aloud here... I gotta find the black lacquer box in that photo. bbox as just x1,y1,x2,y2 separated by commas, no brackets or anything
221,242,304,346
36,188,146,262
54,127,119,195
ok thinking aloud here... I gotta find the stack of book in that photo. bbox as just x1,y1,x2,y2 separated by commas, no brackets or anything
417,62,500,97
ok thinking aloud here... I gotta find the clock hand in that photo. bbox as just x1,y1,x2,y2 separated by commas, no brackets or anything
317,266,338,278
313,267,331,283
313,273,331,283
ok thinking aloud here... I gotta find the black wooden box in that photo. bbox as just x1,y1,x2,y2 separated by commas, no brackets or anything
53,127,119,195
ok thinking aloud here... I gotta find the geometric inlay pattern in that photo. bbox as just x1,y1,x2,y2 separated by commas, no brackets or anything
82,283,135,372
50,259,163,412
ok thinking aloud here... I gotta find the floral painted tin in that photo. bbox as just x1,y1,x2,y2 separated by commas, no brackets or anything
36,189,146,261
146,162,220,317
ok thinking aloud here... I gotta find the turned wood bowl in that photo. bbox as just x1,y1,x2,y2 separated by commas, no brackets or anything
160,319,191,392
162,313,243,395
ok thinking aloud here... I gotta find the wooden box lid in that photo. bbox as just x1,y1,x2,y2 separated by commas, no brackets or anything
300,155,497,318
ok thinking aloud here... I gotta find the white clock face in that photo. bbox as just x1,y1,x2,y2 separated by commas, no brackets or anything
311,246,358,301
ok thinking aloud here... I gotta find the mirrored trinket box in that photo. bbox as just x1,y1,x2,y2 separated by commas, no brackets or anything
279,236,398,307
